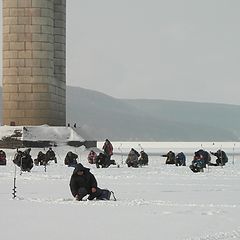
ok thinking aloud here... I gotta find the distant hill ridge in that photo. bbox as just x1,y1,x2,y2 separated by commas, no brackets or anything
1,86,240,141
66,86,240,141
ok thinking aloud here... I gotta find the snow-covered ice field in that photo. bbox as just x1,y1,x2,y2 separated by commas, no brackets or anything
1,142,240,240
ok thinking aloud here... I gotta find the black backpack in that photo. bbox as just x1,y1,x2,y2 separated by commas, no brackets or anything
97,189,116,201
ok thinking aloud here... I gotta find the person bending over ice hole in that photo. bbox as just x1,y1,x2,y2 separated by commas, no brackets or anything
162,151,176,164
194,149,211,168
209,149,228,166
189,151,205,173
34,151,47,166
45,147,57,163
95,153,116,168
13,148,33,172
70,163,116,201
126,148,140,168
13,150,23,167
175,152,186,166
64,151,78,167
138,150,149,166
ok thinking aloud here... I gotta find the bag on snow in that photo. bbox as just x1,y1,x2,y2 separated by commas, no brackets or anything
97,189,116,201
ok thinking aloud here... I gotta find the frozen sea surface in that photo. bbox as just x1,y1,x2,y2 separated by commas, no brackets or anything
1,142,240,240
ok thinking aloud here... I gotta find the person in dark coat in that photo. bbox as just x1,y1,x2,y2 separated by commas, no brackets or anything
0,150,7,165
69,163,102,201
21,148,34,172
64,151,78,167
195,149,211,167
210,150,228,166
138,150,149,166
175,152,186,166
126,148,140,168
13,150,23,167
189,151,205,173
95,153,116,168
34,151,47,166
13,148,33,172
45,147,57,163
162,151,176,164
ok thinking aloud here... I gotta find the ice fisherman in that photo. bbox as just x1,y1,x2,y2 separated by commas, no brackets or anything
88,150,97,164
69,163,113,201
45,147,57,163
34,151,47,166
162,151,176,164
189,151,205,173
138,150,149,166
95,152,116,168
64,151,78,167
126,148,140,168
175,152,186,166
102,139,113,160
0,150,7,165
209,150,228,166
13,148,33,172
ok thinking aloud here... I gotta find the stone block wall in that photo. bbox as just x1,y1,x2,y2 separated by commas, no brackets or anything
2,0,66,126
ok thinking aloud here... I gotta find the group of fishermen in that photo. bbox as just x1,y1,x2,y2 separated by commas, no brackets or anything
0,148,57,171
125,148,149,168
0,146,78,172
0,137,229,174
162,151,186,166
162,149,228,172
1,139,117,171
12,147,57,172
0,139,231,202
87,139,117,168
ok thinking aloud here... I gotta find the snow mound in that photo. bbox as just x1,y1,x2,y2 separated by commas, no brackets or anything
22,126,85,142
0,125,85,142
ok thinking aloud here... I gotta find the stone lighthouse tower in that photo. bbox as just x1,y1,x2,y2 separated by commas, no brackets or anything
2,0,66,126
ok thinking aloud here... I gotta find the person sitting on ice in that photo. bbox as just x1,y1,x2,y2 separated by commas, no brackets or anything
13,148,33,172
162,151,176,164
175,152,186,166
95,152,116,168
70,163,114,201
64,151,78,167
189,151,205,173
34,151,47,166
45,147,57,163
126,148,140,168
0,150,7,165
88,150,97,164
138,150,149,166
209,149,228,166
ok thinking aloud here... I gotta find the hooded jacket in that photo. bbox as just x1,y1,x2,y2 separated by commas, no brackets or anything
102,140,113,156
69,163,98,197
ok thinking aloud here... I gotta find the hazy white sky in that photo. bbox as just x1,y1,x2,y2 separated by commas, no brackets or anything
1,0,240,104
66,0,240,105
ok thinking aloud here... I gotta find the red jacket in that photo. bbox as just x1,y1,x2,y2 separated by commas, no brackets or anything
103,141,113,156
